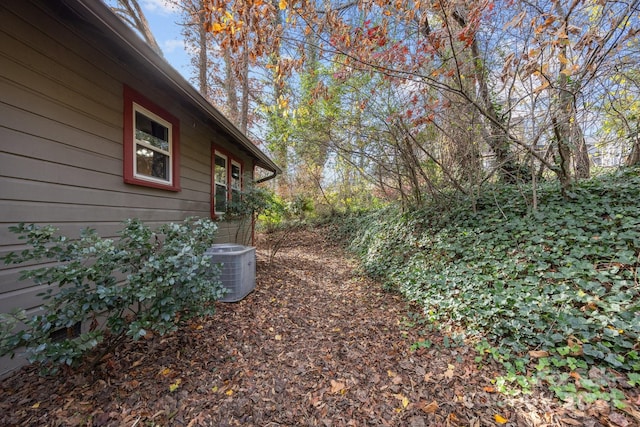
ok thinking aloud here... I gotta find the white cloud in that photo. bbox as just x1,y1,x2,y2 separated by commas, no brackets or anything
163,38,187,53
143,0,179,15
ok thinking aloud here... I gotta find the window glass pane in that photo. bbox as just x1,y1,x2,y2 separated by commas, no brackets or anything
135,111,169,151
136,144,169,180
215,183,227,213
231,164,240,180
231,163,241,204
214,153,228,213
215,155,227,185
231,164,241,188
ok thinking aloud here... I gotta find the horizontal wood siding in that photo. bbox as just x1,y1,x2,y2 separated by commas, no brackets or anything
0,1,256,376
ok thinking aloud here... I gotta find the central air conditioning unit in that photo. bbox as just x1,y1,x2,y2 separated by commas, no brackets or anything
205,244,256,302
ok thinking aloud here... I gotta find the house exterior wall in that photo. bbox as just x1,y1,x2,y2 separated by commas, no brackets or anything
0,2,254,376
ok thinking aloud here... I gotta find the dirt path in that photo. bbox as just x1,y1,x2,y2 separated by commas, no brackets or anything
0,228,608,426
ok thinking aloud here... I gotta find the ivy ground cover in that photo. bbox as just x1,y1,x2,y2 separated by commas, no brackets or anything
342,168,640,407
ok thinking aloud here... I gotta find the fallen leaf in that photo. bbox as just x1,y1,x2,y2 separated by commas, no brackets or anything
31,402,40,409
621,406,640,423
419,400,438,414
330,380,346,394
581,302,598,311
169,379,181,392
587,399,610,417
529,350,549,358
495,414,508,424
402,396,410,408
609,412,630,427
444,364,455,379
589,366,605,380
393,394,410,408
560,418,584,426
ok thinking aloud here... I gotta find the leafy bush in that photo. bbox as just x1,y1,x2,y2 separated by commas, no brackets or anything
1,218,225,373
250,191,312,262
226,184,314,228
337,168,640,404
226,183,274,220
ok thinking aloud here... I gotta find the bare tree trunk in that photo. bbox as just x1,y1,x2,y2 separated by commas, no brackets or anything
397,135,423,205
626,136,640,166
196,1,208,95
552,115,573,195
536,144,553,182
552,2,577,192
531,150,538,211
110,0,163,56
451,10,518,182
573,114,591,178
240,48,250,134
270,0,289,196
223,47,239,125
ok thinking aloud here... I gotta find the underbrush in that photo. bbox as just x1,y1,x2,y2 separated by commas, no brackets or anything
331,168,640,406
1,218,225,374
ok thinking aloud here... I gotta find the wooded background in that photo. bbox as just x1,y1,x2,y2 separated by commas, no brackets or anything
110,0,640,210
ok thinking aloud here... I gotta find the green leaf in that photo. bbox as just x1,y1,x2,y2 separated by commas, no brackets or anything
583,344,605,360
627,373,640,386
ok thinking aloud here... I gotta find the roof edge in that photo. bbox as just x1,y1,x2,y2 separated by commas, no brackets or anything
68,0,281,176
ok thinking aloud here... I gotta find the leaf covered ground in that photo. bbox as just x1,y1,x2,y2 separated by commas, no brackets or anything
1,228,637,426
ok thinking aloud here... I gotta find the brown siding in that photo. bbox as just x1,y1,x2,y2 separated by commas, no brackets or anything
0,2,255,376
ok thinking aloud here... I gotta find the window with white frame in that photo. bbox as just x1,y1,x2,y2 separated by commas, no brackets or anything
123,86,180,191
213,151,243,218
134,105,172,183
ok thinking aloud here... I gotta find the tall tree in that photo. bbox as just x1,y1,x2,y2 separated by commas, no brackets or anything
108,0,164,56
177,0,263,133
501,0,639,189
199,0,640,202
601,70,640,166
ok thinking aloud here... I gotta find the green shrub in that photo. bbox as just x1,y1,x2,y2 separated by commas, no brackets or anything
226,183,274,220
1,217,225,373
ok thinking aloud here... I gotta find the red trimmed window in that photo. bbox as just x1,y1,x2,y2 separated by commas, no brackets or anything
212,149,242,217
123,86,180,191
